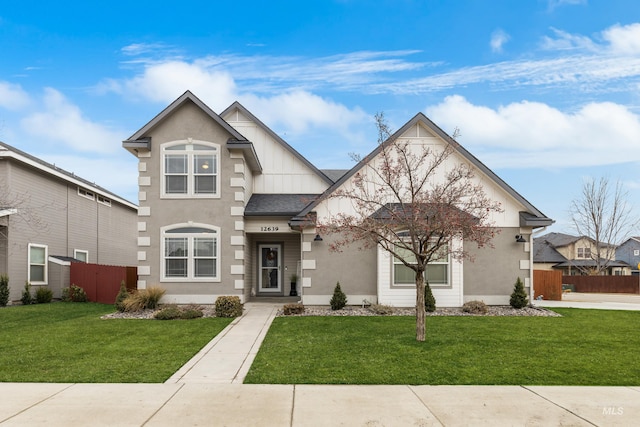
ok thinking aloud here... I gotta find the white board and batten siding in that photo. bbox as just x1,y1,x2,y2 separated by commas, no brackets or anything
376,239,464,308
225,115,330,194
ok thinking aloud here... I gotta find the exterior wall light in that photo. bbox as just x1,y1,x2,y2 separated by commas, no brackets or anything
515,234,526,243
314,234,323,242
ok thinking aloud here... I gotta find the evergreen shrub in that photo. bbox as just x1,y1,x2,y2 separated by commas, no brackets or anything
424,282,436,312
0,274,9,307
330,282,347,310
35,286,53,304
510,277,528,309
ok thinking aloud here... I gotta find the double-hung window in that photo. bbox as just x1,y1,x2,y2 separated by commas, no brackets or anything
392,242,449,286
162,141,219,198
162,225,220,281
577,247,591,259
28,244,48,284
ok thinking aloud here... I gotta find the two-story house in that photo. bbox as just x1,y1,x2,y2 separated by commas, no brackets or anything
616,237,640,275
0,141,138,301
533,232,630,275
124,91,553,307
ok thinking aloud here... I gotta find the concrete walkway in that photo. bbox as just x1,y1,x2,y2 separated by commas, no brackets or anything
166,302,278,384
2,298,640,426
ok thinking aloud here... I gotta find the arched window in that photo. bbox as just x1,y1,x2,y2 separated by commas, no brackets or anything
162,141,219,198
161,225,220,281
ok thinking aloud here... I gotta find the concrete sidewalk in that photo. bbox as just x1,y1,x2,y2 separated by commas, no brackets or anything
1,383,638,426
534,292,640,311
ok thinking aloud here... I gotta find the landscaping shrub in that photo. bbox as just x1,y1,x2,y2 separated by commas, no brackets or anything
153,305,204,320
510,277,528,309
180,307,204,319
0,274,9,307
462,300,488,315
141,286,165,310
21,282,33,305
330,282,347,310
114,281,129,312
121,287,166,312
61,285,89,302
424,282,436,312
61,285,88,302
35,286,53,304
154,305,183,320
283,303,305,315
215,296,243,318
369,303,395,315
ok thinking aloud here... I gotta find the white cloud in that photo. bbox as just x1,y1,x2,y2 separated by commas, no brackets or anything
241,91,368,136
103,58,369,144
20,88,123,154
540,27,598,51
602,23,640,55
0,81,31,110
490,29,510,53
546,0,587,11
425,95,640,168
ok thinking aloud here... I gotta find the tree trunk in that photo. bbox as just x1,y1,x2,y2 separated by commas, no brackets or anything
415,269,426,342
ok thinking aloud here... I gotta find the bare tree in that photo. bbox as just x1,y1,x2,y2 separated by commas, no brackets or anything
317,113,502,342
0,180,49,240
569,177,639,275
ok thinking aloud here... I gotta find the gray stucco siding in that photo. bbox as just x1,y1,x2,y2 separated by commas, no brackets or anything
136,100,245,298
304,234,377,298
463,227,531,299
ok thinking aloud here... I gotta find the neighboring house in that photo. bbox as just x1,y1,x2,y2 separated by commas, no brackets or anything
124,91,553,307
533,232,630,275
0,141,138,301
616,237,640,275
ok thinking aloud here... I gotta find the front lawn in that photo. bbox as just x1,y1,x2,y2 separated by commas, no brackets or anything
0,302,232,383
244,308,640,385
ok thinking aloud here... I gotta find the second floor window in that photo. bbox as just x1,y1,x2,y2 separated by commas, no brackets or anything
577,247,591,259
162,141,219,198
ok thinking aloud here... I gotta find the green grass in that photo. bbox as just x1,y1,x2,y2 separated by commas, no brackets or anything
0,302,232,383
245,308,640,385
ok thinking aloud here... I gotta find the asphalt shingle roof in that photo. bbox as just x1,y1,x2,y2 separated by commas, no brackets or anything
245,194,318,216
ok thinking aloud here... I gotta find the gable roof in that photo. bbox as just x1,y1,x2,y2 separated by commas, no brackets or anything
294,113,553,228
221,101,334,186
536,232,582,248
0,141,137,210
532,239,567,263
122,92,263,173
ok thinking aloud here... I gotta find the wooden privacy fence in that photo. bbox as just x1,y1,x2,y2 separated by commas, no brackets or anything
533,270,563,300
562,275,640,294
70,263,137,304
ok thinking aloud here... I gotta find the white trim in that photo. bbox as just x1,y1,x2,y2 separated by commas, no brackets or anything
160,223,221,283
0,208,17,217
48,256,71,266
73,249,89,263
0,150,136,209
160,140,221,199
28,243,48,285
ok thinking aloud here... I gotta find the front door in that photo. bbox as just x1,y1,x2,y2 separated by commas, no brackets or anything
258,244,281,293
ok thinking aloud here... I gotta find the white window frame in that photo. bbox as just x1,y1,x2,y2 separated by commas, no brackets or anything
97,195,111,206
577,247,591,259
161,140,220,199
160,223,221,282
78,187,95,200
28,243,48,285
74,249,89,263
634,249,640,257
391,239,450,287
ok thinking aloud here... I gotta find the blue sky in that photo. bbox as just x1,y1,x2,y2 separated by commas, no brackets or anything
1,0,639,235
